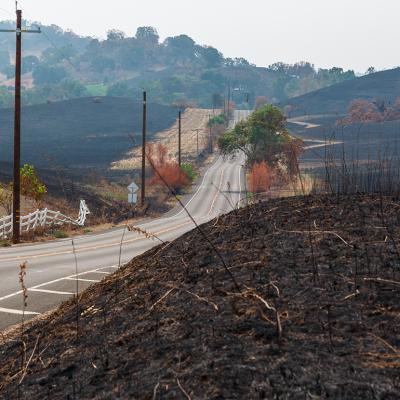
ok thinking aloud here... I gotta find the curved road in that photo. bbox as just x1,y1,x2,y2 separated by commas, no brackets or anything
0,111,249,331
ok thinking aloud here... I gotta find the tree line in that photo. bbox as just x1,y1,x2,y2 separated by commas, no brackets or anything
0,22,356,108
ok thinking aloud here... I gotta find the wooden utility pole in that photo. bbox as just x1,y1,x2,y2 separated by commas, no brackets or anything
227,84,231,126
141,91,147,206
192,129,201,159
13,9,22,244
0,8,40,243
208,115,213,154
178,110,182,168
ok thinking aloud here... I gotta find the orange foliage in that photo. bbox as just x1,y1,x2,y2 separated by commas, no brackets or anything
339,99,381,126
146,143,189,191
249,162,273,193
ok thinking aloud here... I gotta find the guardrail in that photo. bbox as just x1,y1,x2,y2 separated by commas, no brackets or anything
0,200,90,239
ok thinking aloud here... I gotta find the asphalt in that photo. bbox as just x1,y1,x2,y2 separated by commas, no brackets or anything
0,110,249,331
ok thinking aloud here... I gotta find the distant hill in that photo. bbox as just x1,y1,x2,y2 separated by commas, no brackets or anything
0,97,178,169
0,20,356,108
281,68,400,117
0,20,91,57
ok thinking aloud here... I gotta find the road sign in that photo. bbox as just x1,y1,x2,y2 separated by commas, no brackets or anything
127,182,139,204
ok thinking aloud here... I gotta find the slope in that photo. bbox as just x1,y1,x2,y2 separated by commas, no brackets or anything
0,194,398,399
282,67,400,116
0,97,178,169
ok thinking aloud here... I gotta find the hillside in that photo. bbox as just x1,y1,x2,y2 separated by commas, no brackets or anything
0,97,178,169
0,194,398,398
0,20,356,108
282,68,400,117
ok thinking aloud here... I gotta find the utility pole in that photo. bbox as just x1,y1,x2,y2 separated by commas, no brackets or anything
191,129,201,159
227,84,231,126
141,91,147,207
0,8,40,243
208,115,213,154
178,110,182,168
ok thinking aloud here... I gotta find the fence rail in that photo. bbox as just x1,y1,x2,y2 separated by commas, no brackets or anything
0,200,90,239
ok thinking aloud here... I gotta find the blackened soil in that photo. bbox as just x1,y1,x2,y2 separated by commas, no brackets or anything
0,194,399,399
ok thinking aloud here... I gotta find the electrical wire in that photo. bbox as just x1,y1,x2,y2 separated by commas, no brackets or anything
0,5,14,17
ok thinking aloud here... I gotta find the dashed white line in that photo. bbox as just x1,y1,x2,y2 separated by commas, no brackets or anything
207,167,226,217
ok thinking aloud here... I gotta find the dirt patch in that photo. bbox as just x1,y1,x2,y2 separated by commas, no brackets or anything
113,108,216,170
0,194,399,398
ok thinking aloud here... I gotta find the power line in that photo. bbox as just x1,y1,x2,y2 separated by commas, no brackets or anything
0,6,14,17
11,5,85,80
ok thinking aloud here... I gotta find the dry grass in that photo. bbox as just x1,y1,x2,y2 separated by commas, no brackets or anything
112,108,218,170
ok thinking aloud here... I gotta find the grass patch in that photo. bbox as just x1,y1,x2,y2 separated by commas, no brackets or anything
0,239,11,247
53,230,69,239
86,84,108,97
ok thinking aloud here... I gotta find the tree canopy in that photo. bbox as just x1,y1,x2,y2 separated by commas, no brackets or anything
219,105,302,174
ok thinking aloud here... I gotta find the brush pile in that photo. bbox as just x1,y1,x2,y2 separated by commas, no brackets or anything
0,194,399,399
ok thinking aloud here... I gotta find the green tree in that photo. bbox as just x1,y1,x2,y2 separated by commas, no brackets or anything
20,164,47,206
136,26,159,45
218,105,301,171
107,29,125,41
22,55,40,73
33,65,68,85
90,56,116,73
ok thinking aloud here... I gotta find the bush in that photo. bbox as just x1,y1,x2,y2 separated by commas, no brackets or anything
150,163,189,192
208,114,226,127
53,230,69,239
147,143,190,191
249,162,273,193
181,163,197,182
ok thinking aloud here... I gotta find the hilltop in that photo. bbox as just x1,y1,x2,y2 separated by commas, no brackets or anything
0,194,398,398
282,68,400,117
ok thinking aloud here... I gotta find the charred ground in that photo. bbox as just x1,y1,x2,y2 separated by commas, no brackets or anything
0,194,399,399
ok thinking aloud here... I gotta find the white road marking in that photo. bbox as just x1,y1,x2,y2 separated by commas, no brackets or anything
0,266,117,303
0,307,40,315
174,157,220,217
93,271,111,275
207,167,226,217
30,289,74,295
0,218,197,263
97,265,118,270
65,278,100,283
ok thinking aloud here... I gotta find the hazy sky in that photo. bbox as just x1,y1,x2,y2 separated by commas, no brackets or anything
0,0,398,72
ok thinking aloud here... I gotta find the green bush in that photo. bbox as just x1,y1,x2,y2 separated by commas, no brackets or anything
181,163,197,182
53,230,69,239
208,114,226,127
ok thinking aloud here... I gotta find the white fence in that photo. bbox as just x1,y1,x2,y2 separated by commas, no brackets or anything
0,200,90,239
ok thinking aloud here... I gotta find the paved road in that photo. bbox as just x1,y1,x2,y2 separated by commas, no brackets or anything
0,111,249,331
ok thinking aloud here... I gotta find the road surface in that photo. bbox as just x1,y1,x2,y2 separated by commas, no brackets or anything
0,111,249,331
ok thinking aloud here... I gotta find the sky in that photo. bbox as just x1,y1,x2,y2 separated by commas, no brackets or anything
0,0,399,73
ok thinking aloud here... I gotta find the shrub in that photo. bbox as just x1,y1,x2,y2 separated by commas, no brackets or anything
147,143,189,191
20,164,47,206
181,163,197,182
53,230,69,239
149,162,189,191
249,161,273,193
